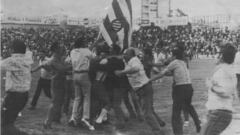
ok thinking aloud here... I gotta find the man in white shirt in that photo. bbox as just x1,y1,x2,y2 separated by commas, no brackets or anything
1,40,31,135
234,46,240,96
154,48,166,64
115,48,165,135
69,38,94,130
203,45,239,135
25,46,34,65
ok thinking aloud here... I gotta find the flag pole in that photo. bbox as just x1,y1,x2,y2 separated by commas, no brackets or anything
96,30,102,41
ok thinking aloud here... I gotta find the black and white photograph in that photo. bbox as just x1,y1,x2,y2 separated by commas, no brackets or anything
0,0,240,135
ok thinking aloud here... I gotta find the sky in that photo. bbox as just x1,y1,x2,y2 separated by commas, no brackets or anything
1,0,240,18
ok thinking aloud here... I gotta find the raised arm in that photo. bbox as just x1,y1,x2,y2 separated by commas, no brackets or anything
210,88,232,99
115,60,140,76
149,70,167,82
149,61,175,82
120,65,139,74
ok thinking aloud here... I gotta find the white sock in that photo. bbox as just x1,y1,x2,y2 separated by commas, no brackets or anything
102,113,108,121
82,118,95,130
96,108,107,124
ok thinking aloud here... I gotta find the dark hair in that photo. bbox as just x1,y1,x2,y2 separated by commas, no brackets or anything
221,44,236,64
126,48,136,57
143,47,153,58
74,37,85,48
176,42,185,51
96,44,110,55
111,44,121,55
50,42,60,53
172,48,184,60
11,39,26,54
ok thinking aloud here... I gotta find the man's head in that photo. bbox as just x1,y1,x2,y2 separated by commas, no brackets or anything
95,43,110,58
11,39,26,54
137,52,144,61
156,47,160,53
123,48,136,62
38,52,46,59
50,42,65,56
143,47,153,57
74,37,86,48
110,44,121,55
176,41,185,51
172,48,184,60
221,44,236,64
170,42,177,48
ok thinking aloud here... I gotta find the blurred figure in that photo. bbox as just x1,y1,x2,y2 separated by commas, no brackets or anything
203,44,239,135
32,42,71,129
1,39,31,135
142,47,166,126
89,44,111,125
98,44,138,129
115,48,165,135
29,52,52,110
25,46,34,65
148,48,201,135
63,54,74,116
234,45,240,96
69,38,94,130
154,48,166,66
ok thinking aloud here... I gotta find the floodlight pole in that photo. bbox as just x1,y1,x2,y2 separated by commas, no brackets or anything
168,0,172,17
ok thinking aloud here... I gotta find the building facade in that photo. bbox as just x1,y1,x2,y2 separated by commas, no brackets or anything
141,0,159,25
189,14,240,29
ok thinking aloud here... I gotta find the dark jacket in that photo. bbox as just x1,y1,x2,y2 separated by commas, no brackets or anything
90,56,130,89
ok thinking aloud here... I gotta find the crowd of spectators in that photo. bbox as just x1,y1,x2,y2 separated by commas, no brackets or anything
1,27,99,58
1,23,240,135
132,23,240,59
1,24,240,59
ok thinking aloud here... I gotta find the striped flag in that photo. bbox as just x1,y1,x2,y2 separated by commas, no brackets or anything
100,0,132,51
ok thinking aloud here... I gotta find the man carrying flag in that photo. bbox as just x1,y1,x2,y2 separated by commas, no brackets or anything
98,0,165,134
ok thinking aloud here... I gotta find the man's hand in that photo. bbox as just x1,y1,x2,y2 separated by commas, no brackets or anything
152,67,160,74
115,70,123,77
211,88,232,99
100,59,108,65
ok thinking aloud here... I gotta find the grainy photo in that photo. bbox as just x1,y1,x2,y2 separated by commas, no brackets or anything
0,0,240,135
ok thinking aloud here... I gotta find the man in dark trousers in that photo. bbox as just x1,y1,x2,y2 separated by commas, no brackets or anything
115,48,165,135
89,44,112,124
29,52,52,110
98,44,136,129
1,40,31,135
148,48,201,135
32,42,71,129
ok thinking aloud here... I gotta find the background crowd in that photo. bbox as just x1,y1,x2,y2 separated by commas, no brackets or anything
1,27,99,58
1,23,240,135
2,24,240,60
132,24,240,58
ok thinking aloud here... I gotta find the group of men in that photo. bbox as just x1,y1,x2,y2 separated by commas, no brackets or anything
2,35,240,135
1,38,168,135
